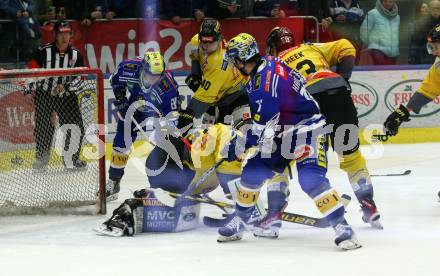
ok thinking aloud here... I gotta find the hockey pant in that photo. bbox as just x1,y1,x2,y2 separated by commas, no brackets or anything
313,90,374,202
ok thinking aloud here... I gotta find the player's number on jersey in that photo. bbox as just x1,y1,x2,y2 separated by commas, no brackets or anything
256,99,263,112
296,59,317,75
171,97,178,110
201,80,211,90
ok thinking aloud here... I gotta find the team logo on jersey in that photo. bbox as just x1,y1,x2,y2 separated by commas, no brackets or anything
385,79,440,117
275,62,287,79
160,79,170,92
254,74,261,90
123,63,138,71
293,145,314,162
264,70,272,92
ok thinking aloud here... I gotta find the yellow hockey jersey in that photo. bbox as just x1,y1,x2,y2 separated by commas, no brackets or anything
190,34,247,104
189,123,290,194
278,39,356,94
417,57,440,99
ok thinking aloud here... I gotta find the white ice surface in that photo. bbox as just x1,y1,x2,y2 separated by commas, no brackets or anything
1,143,439,276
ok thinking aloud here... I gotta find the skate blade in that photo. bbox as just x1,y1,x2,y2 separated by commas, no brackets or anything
368,213,384,230
370,220,384,230
217,234,243,243
253,229,279,239
338,239,362,250
106,193,119,202
64,166,87,172
93,225,124,237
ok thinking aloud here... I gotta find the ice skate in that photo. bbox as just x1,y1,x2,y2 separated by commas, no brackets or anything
63,157,87,171
252,202,287,239
94,211,135,237
252,210,282,239
217,215,245,242
32,156,49,172
360,197,383,229
105,179,121,202
334,221,362,250
94,215,127,237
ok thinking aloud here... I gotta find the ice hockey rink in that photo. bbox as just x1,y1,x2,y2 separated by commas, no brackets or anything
1,142,439,276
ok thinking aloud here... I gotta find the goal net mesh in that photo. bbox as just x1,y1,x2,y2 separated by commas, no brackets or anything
0,68,105,214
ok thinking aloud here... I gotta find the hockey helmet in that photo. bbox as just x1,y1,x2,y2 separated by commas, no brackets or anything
227,33,259,64
265,26,296,55
142,51,165,87
427,24,440,54
53,20,72,34
199,18,222,42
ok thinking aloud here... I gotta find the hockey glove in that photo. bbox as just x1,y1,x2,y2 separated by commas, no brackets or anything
185,74,202,92
384,104,410,136
176,109,195,137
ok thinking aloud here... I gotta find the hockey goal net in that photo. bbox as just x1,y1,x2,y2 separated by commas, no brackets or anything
0,68,106,215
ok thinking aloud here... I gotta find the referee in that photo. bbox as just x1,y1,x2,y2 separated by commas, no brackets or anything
25,20,86,170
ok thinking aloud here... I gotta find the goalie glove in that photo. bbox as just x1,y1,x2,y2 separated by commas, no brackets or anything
384,104,410,136
185,74,202,92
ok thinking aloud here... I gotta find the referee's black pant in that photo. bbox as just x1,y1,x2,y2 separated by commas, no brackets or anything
34,91,84,164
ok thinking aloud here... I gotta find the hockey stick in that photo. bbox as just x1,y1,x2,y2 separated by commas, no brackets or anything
174,157,228,206
148,188,351,228
371,133,390,142
203,194,352,228
371,170,411,177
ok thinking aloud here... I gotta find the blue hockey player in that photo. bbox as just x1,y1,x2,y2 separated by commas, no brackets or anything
218,33,361,250
105,51,179,200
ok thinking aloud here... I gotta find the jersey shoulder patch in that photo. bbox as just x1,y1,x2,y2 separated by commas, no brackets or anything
254,74,262,90
123,63,139,71
160,78,170,92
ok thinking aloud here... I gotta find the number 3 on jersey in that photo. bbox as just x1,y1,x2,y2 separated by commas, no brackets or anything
296,59,316,75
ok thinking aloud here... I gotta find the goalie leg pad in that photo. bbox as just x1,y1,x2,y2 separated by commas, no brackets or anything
140,191,200,232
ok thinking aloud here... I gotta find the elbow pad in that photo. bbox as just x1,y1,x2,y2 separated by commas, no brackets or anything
406,92,433,114
336,56,355,80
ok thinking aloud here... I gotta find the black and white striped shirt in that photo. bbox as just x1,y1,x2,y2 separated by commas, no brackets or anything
27,42,85,95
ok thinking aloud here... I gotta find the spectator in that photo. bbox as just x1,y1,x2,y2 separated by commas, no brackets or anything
206,0,248,19
34,0,56,25
329,0,364,63
254,0,299,17
409,0,440,64
103,0,139,19
0,0,41,61
33,1,97,26
298,0,333,31
360,0,400,65
0,9,14,61
162,0,207,24
141,0,161,19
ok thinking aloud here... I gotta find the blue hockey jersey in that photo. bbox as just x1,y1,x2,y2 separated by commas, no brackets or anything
109,57,179,118
245,56,325,147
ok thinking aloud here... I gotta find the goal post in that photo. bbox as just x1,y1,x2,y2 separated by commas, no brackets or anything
0,67,106,215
